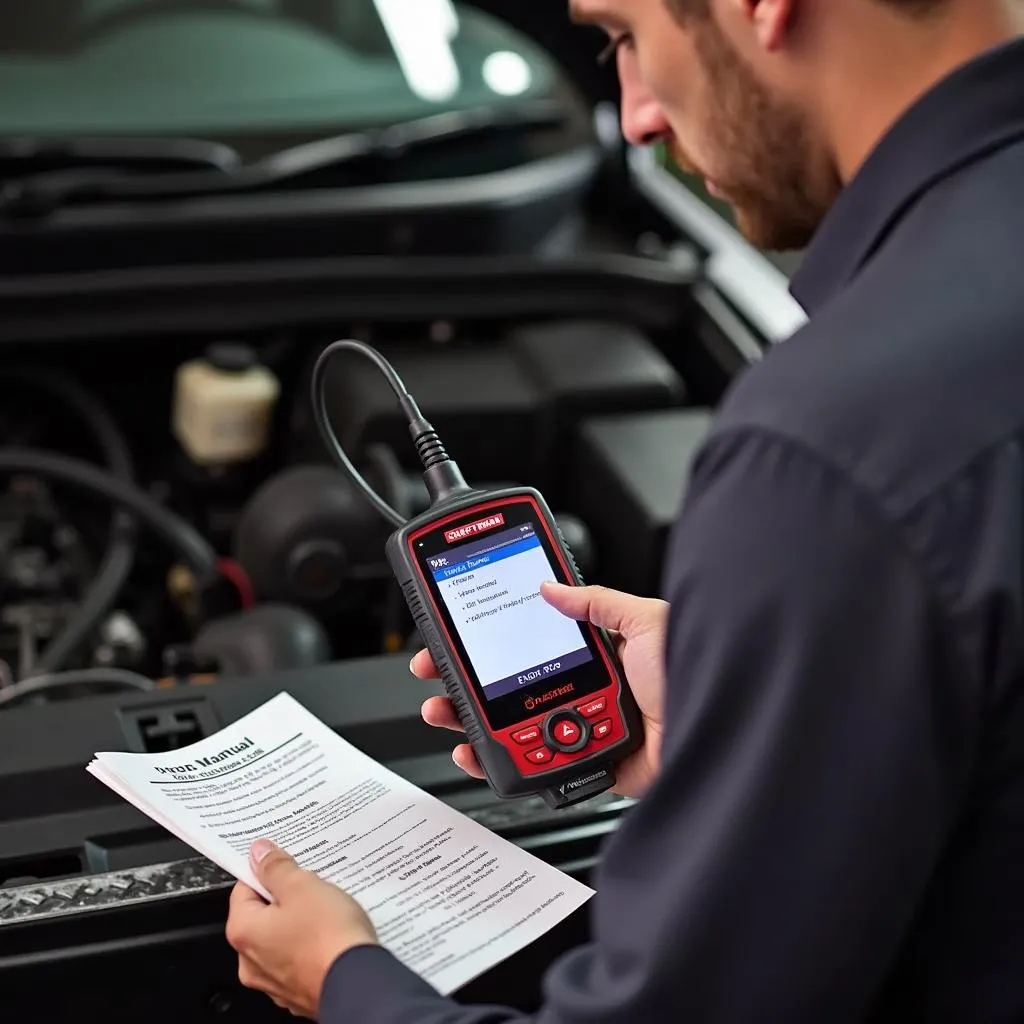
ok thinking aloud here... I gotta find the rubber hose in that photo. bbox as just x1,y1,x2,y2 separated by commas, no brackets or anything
0,449,216,577
4,370,139,676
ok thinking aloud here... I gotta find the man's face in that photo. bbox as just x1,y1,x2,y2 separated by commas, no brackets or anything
572,0,841,251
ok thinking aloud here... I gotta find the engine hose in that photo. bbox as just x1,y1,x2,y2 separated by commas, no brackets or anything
0,447,217,593
3,370,139,676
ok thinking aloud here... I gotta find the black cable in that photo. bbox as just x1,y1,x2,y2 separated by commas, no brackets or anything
310,340,416,528
311,339,471,525
0,668,156,710
5,369,139,676
0,449,217,578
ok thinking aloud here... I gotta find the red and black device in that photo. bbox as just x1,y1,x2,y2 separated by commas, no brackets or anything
387,488,642,807
312,340,643,809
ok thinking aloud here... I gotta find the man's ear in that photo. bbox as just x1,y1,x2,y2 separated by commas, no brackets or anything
720,0,796,51
753,0,797,50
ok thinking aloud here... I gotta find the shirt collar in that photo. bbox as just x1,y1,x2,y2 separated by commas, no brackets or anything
790,36,1024,314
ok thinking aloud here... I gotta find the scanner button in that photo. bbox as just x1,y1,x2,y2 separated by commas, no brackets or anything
554,719,582,745
543,708,591,754
513,725,541,745
578,699,607,718
525,746,553,765
592,718,613,741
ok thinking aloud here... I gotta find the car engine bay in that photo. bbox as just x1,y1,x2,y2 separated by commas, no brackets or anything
0,262,746,1018
0,312,716,705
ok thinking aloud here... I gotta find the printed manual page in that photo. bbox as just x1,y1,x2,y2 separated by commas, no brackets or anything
87,692,594,995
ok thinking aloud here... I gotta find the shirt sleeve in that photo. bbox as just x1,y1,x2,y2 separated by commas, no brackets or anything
320,427,977,1024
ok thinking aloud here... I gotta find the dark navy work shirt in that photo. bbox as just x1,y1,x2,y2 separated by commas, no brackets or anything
320,37,1024,1023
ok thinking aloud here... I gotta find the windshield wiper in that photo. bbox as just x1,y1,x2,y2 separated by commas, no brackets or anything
0,101,570,219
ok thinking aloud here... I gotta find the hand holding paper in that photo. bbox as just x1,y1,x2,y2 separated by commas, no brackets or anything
87,692,593,999
227,838,379,1018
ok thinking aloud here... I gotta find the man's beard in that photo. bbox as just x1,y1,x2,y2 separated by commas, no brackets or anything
669,18,841,252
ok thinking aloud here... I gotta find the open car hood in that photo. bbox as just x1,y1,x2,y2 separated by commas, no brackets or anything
0,1,805,343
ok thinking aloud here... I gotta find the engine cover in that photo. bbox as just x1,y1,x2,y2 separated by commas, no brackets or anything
294,320,687,505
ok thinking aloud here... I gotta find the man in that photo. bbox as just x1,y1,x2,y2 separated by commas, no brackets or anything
225,0,1024,1020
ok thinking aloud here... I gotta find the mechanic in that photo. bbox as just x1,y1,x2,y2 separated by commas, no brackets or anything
224,0,1024,1020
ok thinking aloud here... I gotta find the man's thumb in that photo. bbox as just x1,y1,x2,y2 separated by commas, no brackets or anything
250,839,299,895
540,582,637,634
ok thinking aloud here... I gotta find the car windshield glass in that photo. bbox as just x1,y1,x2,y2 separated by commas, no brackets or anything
0,2,572,151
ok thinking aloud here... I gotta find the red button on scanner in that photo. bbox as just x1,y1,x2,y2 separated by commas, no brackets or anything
513,726,541,745
592,718,613,740
578,699,607,719
525,746,553,765
553,719,582,746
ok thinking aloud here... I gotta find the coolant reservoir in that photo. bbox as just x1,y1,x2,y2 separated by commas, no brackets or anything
173,343,280,465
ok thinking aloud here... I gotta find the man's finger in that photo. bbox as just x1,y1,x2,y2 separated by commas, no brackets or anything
421,702,482,776
409,649,438,679
250,839,302,899
540,581,644,633
229,879,267,911
421,696,464,732
226,881,269,952
453,743,485,779
238,953,276,990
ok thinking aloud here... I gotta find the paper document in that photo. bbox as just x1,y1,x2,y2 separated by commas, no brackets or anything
87,692,594,995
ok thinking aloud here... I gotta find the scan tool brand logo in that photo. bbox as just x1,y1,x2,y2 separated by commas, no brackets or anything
444,513,505,544
523,683,575,712
559,770,611,797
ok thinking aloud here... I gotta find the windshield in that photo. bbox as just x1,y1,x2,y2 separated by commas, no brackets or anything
0,2,572,147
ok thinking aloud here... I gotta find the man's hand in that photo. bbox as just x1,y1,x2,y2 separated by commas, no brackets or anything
225,839,378,1019
413,581,668,798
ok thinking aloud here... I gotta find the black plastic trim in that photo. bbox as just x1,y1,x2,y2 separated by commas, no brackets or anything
0,251,701,344
1,146,601,275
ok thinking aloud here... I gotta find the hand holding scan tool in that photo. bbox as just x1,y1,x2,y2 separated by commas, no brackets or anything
412,580,668,799
312,340,643,808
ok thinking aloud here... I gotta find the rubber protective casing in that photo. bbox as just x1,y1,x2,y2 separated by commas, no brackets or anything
385,485,644,801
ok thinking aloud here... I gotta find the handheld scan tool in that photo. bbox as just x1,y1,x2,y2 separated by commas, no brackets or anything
312,340,643,808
